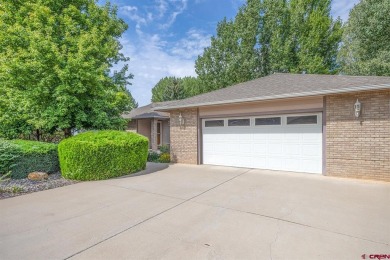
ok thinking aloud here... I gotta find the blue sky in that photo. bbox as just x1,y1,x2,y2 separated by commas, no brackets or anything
106,0,360,106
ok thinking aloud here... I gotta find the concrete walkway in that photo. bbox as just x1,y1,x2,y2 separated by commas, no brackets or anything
1,163,389,260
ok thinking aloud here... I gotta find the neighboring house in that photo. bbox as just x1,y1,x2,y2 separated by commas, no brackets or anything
123,102,171,150
155,73,390,182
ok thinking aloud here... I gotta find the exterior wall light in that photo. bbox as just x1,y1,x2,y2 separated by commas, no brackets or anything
178,112,184,127
354,99,361,118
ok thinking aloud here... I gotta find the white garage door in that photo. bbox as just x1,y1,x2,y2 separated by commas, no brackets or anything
202,113,323,174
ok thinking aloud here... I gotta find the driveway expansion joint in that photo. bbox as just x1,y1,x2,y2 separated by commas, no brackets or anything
64,168,251,259
190,201,390,247
100,183,185,201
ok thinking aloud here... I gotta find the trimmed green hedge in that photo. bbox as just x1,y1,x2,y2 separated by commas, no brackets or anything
0,139,59,179
58,131,149,181
0,140,20,175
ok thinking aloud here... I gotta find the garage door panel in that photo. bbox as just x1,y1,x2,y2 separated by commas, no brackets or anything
302,133,322,142
284,144,301,156
252,157,267,168
301,159,321,173
302,144,321,156
253,144,267,155
267,158,285,170
268,143,283,155
252,135,267,142
202,113,322,174
284,158,301,171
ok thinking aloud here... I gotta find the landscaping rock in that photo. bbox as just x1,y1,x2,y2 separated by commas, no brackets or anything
28,172,49,181
0,172,78,200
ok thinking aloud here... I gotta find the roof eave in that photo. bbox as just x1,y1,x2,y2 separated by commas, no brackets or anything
154,84,390,111
133,116,169,120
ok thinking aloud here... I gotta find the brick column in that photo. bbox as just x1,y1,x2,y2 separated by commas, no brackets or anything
150,118,158,151
169,109,198,164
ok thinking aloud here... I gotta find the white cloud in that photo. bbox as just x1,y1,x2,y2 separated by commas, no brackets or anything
121,30,201,106
170,29,211,59
120,5,153,32
156,0,168,18
159,0,188,29
120,0,188,33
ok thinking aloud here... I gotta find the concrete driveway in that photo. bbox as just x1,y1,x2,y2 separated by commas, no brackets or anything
1,163,389,260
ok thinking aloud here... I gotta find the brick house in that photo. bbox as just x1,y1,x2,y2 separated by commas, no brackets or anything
155,73,390,182
123,102,171,150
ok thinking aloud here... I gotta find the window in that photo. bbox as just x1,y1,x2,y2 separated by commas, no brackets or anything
287,115,317,125
157,121,162,146
205,120,224,127
255,117,281,126
228,118,250,126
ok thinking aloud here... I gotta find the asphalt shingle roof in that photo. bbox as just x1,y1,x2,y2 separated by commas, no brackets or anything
122,101,173,119
154,73,390,110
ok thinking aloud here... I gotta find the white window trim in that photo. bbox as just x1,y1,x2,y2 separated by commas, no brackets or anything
226,118,251,127
254,116,282,127
203,119,225,128
284,113,321,126
202,113,322,128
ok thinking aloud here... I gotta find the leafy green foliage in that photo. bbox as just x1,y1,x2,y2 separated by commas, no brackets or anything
0,140,20,175
58,131,148,180
9,140,59,179
181,77,203,97
158,153,171,163
152,77,186,102
159,144,170,154
0,0,137,139
0,139,59,179
0,172,11,184
147,151,160,162
195,0,342,91
196,0,262,92
338,0,390,76
151,76,203,102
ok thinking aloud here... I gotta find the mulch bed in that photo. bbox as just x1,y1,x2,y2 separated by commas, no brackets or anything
0,172,79,199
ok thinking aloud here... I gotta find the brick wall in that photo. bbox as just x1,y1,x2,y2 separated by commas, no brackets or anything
126,120,136,131
150,118,158,150
169,108,198,164
136,119,152,149
326,90,390,182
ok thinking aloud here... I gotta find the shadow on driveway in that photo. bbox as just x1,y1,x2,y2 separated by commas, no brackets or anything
115,162,170,179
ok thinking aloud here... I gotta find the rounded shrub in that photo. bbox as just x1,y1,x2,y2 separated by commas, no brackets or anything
58,131,148,181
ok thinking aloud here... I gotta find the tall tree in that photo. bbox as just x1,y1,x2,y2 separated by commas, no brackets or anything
151,77,186,102
260,0,292,74
195,18,238,91
0,0,136,138
195,0,262,91
288,0,342,74
195,0,342,92
338,0,390,76
182,76,202,97
151,76,202,102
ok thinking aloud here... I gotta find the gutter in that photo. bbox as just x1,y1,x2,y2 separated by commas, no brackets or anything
154,84,390,111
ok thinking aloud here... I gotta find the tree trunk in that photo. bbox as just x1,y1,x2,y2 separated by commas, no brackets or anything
64,128,72,138
36,129,40,141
